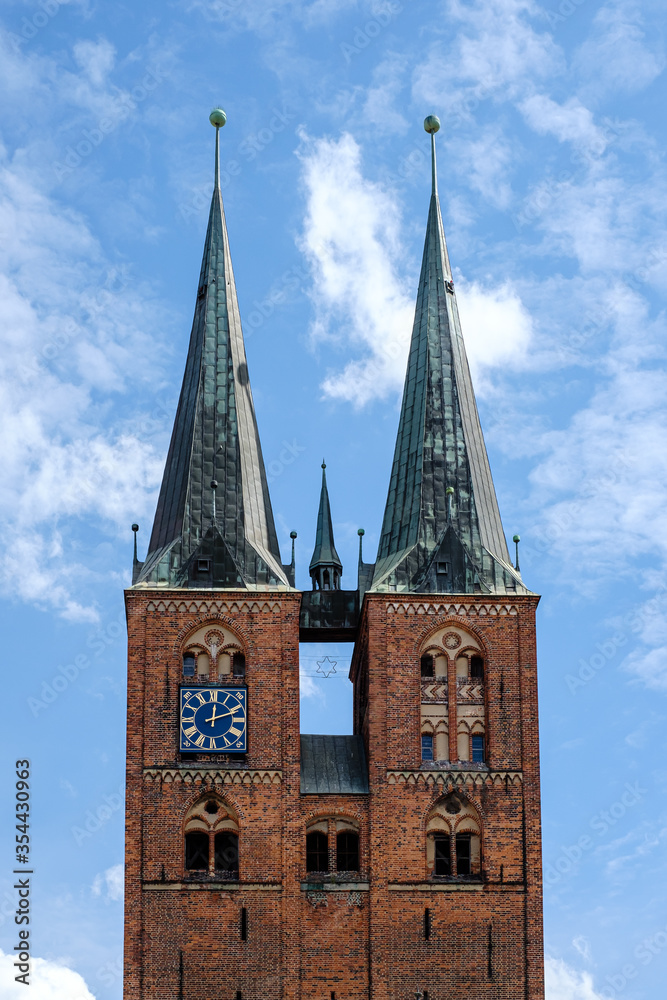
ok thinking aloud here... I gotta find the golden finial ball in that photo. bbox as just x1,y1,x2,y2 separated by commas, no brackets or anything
209,108,227,128
424,115,440,134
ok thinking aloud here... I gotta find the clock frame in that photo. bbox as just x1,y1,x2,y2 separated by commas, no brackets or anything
179,686,248,753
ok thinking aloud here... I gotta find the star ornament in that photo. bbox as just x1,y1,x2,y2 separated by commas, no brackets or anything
316,656,337,678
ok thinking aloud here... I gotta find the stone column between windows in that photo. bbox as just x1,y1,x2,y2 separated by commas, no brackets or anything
447,654,458,762
327,817,337,873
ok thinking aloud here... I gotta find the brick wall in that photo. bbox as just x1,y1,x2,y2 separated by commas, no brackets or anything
124,589,544,999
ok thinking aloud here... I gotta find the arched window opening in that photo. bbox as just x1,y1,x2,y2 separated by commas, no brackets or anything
185,832,209,870
336,831,360,872
214,832,239,875
306,831,328,872
470,655,484,679
421,654,434,677
180,622,247,682
232,651,246,678
426,794,482,880
183,796,239,879
323,569,331,590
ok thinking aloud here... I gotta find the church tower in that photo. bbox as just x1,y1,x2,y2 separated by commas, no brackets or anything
123,111,544,999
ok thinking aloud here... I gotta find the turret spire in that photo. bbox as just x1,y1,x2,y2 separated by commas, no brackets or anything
309,462,343,591
371,117,526,595
136,109,289,590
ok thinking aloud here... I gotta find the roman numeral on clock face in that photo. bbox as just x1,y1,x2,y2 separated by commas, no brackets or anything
184,725,198,738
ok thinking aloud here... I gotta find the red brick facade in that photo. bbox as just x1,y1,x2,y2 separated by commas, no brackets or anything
123,588,544,999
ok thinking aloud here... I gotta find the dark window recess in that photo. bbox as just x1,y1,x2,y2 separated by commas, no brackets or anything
197,558,210,574
232,652,246,677
424,907,431,940
472,734,485,763
240,906,247,941
421,735,434,761
184,832,208,871
436,561,449,575
182,653,195,677
236,992,242,1000
214,832,239,875
470,655,484,679
433,834,450,876
204,800,218,815
423,992,430,1000
456,833,471,876
420,654,434,677
306,831,329,872
336,831,360,871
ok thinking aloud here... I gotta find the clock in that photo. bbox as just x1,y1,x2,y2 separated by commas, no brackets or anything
180,687,247,753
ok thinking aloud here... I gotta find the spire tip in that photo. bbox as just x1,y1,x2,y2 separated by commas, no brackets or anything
209,108,227,128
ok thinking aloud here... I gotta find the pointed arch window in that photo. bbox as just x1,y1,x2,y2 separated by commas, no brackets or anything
184,797,239,879
426,794,482,881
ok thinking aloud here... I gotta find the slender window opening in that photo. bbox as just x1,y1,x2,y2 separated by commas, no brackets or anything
421,734,434,761
184,832,208,870
421,654,434,677
214,832,239,875
456,833,472,876
472,734,485,763
433,834,450,876
336,831,360,871
232,652,246,678
306,831,328,872
240,906,247,941
470,655,484,679
182,653,195,677
424,907,431,940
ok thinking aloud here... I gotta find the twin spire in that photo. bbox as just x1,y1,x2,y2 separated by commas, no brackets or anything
134,110,526,596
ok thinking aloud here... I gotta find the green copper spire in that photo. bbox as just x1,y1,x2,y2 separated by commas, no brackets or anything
135,111,289,590
371,117,526,595
309,462,343,591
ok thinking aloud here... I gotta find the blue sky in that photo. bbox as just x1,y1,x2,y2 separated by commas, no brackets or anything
0,0,666,997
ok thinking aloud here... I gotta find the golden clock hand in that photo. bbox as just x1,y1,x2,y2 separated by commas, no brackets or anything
204,705,241,726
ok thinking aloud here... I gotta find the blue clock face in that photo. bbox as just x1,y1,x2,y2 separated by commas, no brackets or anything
180,687,247,752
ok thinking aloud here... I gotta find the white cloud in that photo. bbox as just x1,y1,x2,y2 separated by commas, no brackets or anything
361,53,410,135
413,0,561,108
0,949,95,1000
455,278,533,387
91,862,124,901
298,130,414,406
574,0,665,99
73,39,116,88
0,120,169,618
445,126,515,209
545,956,607,1000
519,95,608,155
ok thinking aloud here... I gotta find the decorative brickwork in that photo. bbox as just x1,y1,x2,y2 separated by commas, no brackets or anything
124,588,544,999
